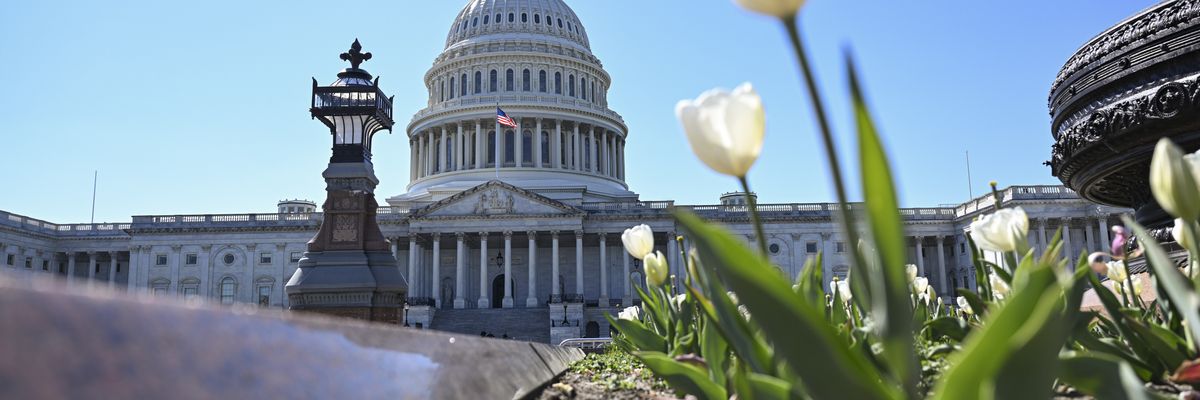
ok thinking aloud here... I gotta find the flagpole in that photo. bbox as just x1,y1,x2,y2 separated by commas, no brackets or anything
496,101,501,181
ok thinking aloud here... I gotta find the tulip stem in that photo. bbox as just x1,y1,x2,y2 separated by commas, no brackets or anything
739,175,770,257
781,17,867,288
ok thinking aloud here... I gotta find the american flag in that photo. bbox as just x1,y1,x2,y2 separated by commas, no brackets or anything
497,107,518,128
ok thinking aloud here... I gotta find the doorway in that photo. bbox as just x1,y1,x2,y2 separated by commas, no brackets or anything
491,274,515,308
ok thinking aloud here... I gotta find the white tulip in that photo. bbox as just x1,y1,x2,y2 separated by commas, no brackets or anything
905,264,918,283
618,306,640,321
1131,276,1144,296
956,296,973,315
733,0,805,18
836,279,852,305
969,207,1029,252
913,277,929,295
643,251,669,287
671,294,687,309
621,224,655,260
1173,218,1195,250
1149,138,1200,220
1106,261,1127,283
990,275,1010,300
675,83,765,178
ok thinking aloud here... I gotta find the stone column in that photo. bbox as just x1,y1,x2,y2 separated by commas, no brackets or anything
599,233,608,306
478,232,490,308
170,245,183,295
457,123,465,171
667,231,678,285
417,133,426,178
534,119,543,168
551,231,561,297
515,121,524,167
408,237,418,300
622,248,631,304
476,120,485,168
455,233,466,309
413,240,424,298
503,231,513,308
1037,218,1048,258
432,234,441,308
575,231,584,297
914,236,925,276
439,129,448,173
107,252,118,288
1099,217,1111,253
1083,218,1096,254
573,124,581,171
495,122,503,168
273,243,285,307
527,231,538,307
554,120,562,169
588,127,597,173
1061,218,1074,267
936,236,948,294
199,245,212,298
66,252,77,286
600,131,608,175
243,244,255,301
126,247,138,293
86,251,97,284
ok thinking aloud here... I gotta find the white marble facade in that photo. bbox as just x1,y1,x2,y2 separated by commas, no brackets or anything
0,0,1133,341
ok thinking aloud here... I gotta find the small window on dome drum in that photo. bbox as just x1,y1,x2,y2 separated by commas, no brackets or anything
509,13,515,22
506,69,514,91
558,19,563,28
473,17,478,27
496,14,501,23
474,71,482,94
545,15,551,25
522,69,531,91
521,13,527,23
483,15,489,24
534,14,540,24
539,70,547,92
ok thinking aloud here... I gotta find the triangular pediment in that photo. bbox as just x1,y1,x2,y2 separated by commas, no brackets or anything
410,181,584,218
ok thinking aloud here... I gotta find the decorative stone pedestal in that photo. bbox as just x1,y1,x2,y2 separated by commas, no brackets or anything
550,326,581,346
406,305,435,329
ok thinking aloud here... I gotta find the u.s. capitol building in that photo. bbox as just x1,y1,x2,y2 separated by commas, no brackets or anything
0,0,1126,344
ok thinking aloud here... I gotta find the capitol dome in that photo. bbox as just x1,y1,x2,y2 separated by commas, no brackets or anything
390,0,632,207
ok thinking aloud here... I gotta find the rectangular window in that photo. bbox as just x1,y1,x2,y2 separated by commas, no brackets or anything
25,257,32,269
6,254,12,265
835,242,845,253
257,286,272,307
805,241,818,254
185,253,198,266
290,252,302,263
960,243,966,254
259,253,272,264
153,287,167,296
155,254,168,266
42,260,49,271
183,287,199,299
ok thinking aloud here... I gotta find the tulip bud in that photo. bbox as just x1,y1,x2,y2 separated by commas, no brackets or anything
913,277,929,295
969,207,1029,252
990,275,1010,300
675,83,765,178
1087,252,1110,275
1106,261,1127,283
621,224,655,260
1174,218,1196,250
836,279,852,304
905,264,918,283
1149,138,1200,220
643,251,669,287
732,0,805,18
1131,276,1144,296
618,306,640,321
956,296,973,315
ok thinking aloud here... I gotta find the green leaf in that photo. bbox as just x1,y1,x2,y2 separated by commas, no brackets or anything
847,56,917,397
739,372,794,400
676,211,898,400
1125,216,1200,349
698,320,729,388
933,257,1069,400
693,262,775,375
955,288,988,318
1059,354,1153,400
636,351,727,400
606,315,666,353
925,316,968,342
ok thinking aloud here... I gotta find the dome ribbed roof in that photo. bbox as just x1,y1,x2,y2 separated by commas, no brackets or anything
445,0,590,51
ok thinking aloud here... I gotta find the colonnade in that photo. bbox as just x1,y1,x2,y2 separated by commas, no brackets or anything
394,230,634,309
409,117,625,181
0,245,129,288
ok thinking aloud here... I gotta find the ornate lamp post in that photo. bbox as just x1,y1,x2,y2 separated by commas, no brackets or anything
285,40,407,323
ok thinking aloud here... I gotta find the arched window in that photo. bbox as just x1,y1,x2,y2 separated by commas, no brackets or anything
508,13,515,23
462,20,468,31
504,130,515,164
541,131,550,164
522,130,532,164
505,69,514,91
554,72,562,94
495,14,501,24
489,70,498,92
448,77,455,100
558,18,563,28
439,80,445,102
472,17,478,27
592,82,597,103
534,14,540,24
522,69,531,91
460,73,467,97
568,22,573,32
487,131,497,165
568,74,575,97
483,15,489,24
581,77,587,100
545,15,552,25
474,71,482,94
521,13,527,23
538,70,547,92
220,277,236,305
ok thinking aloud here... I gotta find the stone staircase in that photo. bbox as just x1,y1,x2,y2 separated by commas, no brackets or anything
430,308,551,344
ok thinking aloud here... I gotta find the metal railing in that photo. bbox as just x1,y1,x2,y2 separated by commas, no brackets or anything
558,337,612,349
0,210,130,237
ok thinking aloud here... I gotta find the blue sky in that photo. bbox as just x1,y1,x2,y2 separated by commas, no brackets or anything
0,1,1154,223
